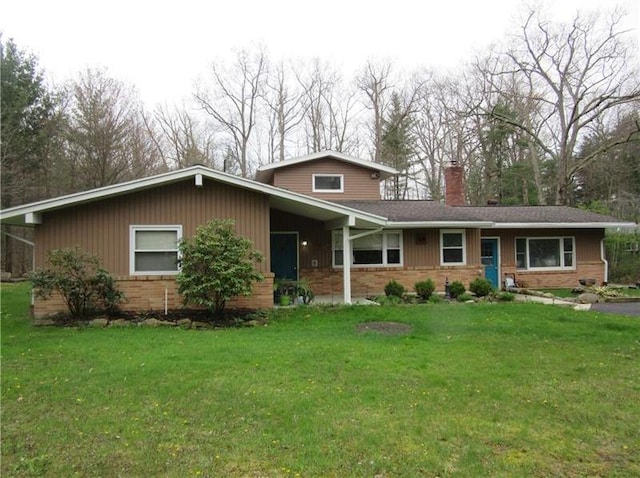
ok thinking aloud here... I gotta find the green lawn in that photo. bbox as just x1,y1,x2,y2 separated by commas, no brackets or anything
2,282,639,477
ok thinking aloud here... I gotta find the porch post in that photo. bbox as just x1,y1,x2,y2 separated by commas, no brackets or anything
342,224,351,304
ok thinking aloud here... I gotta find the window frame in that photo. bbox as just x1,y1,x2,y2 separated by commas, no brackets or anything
440,229,466,266
130,225,183,275
332,229,403,268
515,236,576,271
312,174,344,193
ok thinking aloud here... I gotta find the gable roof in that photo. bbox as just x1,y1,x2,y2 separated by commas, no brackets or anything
0,165,387,228
338,200,636,229
255,150,398,183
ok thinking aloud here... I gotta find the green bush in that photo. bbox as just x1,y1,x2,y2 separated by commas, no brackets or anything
376,294,403,305
495,291,515,302
414,278,436,300
177,219,264,315
384,279,406,298
469,277,494,297
428,294,443,304
29,247,124,317
448,280,466,299
457,293,474,302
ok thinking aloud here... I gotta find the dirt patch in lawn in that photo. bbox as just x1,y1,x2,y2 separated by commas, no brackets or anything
356,321,412,335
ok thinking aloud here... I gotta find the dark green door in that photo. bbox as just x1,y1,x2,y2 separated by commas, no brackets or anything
270,233,298,280
481,238,499,288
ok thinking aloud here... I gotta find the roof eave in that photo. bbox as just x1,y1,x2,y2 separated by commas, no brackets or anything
388,221,495,229
492,222,638,229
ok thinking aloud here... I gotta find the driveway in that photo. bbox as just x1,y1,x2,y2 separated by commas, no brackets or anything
590,302,640,317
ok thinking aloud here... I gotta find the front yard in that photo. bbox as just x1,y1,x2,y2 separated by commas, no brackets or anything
1,282,639,477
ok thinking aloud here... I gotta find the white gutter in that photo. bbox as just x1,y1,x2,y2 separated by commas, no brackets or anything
389,221,493,229
493,222,637,229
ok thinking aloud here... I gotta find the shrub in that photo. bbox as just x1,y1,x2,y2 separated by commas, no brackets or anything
414,279,436,300
428,294,443,304
448,280,466,299
376,294,403,305
177,219,264,315
384,279,406,298
29,247,124,317
469,277,494,297
495,291,515,302
457,293,474,302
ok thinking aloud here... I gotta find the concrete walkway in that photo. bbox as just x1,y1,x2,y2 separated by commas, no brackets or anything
513,293,591,311
313,295,378,306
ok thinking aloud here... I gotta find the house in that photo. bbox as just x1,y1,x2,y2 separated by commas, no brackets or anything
1,150,635,317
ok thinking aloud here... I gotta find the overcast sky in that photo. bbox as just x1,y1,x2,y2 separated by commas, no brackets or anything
1,0,638,107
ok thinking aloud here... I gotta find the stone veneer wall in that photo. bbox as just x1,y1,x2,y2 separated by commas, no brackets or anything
33,274,275,318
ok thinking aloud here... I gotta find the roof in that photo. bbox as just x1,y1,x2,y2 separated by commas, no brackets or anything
255,150,398,183
1,166,634,231
0,165,387,229
337,200,636,229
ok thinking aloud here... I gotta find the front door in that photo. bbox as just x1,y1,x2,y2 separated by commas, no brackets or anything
481,238,499,288
270,233,298,280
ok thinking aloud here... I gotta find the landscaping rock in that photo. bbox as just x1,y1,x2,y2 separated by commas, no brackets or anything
142,318,166,327
110,319,132,327
141,318,175,327
177,318,192,328
191,321,212,329
577,292,600,304
33,318,55,326
89,318,110,327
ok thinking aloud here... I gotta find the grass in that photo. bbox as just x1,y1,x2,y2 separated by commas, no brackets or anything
538,287,640,298
2,281,640,477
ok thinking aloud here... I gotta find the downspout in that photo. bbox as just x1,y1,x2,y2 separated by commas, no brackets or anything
2,231,36,306
600,238,608,285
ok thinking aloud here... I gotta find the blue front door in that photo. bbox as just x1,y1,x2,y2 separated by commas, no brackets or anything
481,238,499,288
270,233,298,280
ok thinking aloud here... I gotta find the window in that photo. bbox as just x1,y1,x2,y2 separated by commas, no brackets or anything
515,237,575,270
130,226,182,275
313,174,343,193
332,230,402,267
440,230,466,265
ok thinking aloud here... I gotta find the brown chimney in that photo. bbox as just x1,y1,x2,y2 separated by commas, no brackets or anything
444,161,465,206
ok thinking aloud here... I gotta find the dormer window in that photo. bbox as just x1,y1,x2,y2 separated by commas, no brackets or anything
313,174,343,193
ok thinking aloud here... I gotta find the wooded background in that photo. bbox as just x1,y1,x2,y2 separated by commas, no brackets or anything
2,7,639,280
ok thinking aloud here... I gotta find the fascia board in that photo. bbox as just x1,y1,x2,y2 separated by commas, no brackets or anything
492,222,638,229
387,221,494,229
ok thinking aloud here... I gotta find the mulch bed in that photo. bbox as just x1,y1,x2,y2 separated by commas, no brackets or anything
355,321,413,335
39,308,266,328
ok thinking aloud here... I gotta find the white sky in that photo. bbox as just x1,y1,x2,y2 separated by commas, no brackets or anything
1,0,638,107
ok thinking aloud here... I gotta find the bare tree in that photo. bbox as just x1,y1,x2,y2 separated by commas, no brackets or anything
358,61,393,161
481,8,640,205
264,61,309,162
146,105,216,169
65,68,162,189
194,49,267,177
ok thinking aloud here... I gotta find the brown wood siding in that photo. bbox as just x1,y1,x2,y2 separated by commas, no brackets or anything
482,228,606,287
34,178,271,274
271,210,332,268
272,159,382,200
484,228,605,269
403,228,481,267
